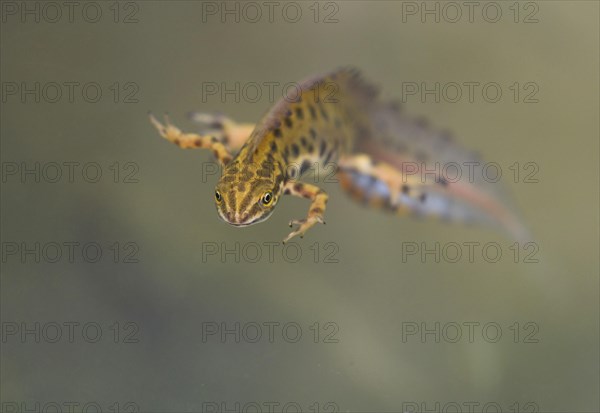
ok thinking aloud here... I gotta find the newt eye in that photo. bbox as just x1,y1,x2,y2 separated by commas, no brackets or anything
261,191,273,206
215,190,222,202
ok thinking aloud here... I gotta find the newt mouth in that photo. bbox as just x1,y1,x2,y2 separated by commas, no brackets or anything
227,221,254,228
218,209,273,227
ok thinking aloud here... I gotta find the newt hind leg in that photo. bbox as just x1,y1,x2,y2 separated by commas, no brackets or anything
337,154,434,216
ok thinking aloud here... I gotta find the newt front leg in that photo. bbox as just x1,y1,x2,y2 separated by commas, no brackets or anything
149,113,254,166
282,181,328,243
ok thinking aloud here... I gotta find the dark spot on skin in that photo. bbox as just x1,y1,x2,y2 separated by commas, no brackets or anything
275,175,284,189
419,193,427,202
273,128,282,138
273,119,282,128
319,141,327,157
309,105,316,119
283,188,291,195
307,144,314,153
241,169,253,180
194,139,202,147
294,183,303,192
284,117,293,128
300,160,311,175
295,107,303,119
291,144,300,157
401,184,410,194
309,128,317,139
283,147,289,162
264,163,277,179
300,136,308,147
270,141,278,153
174,139,180,146
320,108,329,120
257,168,272,178
310,207,323,215
211,136,219,143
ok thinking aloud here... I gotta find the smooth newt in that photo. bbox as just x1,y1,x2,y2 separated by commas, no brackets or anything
149,67,528,242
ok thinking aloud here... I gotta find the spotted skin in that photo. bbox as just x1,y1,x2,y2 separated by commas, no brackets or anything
150,67,529,242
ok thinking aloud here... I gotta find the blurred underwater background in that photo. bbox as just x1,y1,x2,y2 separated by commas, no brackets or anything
1,1,598,411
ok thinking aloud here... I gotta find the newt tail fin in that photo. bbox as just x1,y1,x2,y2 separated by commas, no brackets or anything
346,99,531,242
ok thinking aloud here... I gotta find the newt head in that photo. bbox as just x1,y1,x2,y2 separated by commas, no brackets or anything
214,158,284,227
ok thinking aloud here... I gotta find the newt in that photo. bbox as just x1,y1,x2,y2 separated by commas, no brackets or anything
149,67,528,243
